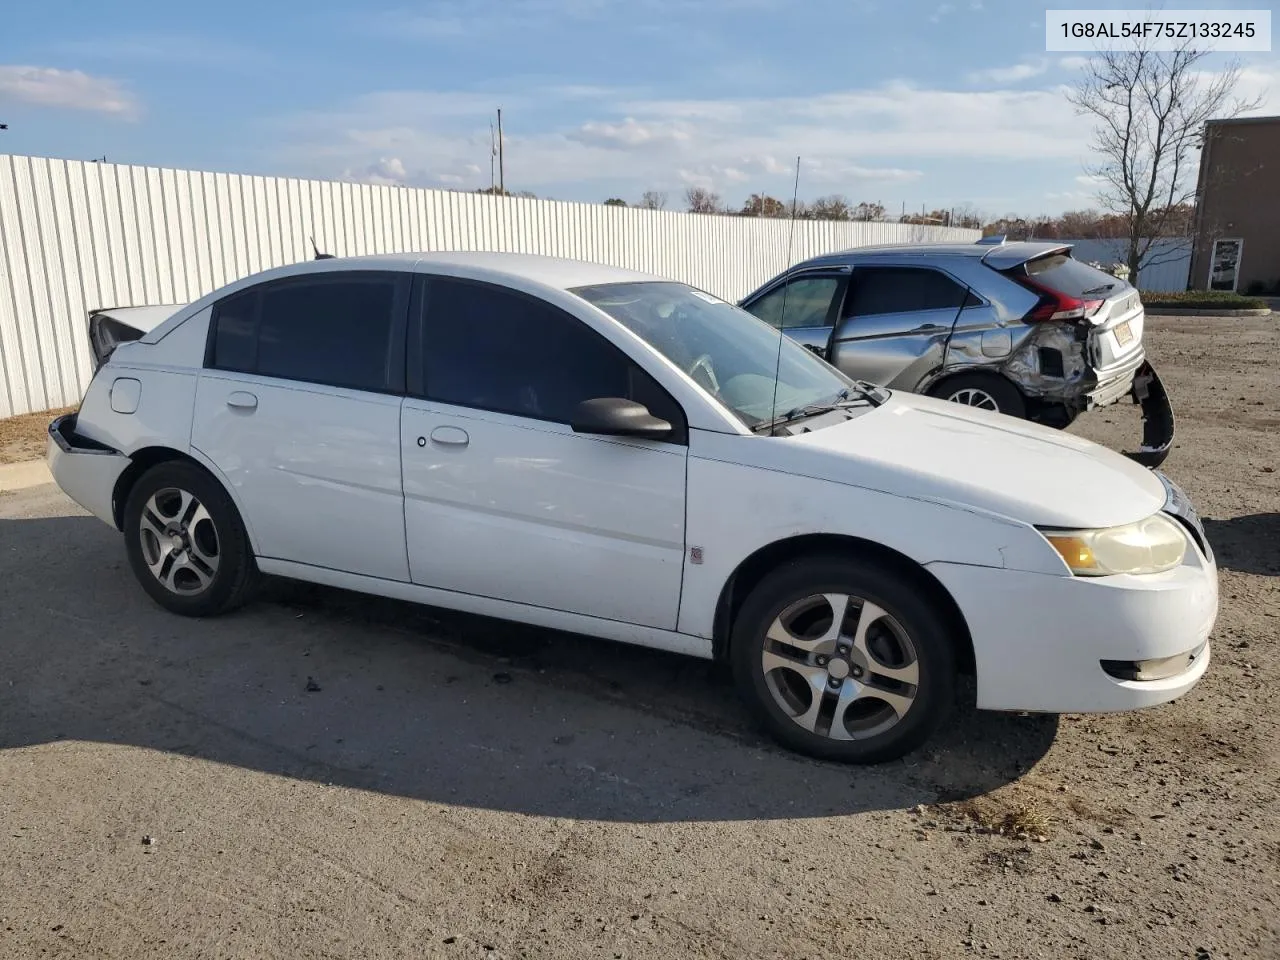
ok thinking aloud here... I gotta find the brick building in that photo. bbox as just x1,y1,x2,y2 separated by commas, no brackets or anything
1189,115,1280,294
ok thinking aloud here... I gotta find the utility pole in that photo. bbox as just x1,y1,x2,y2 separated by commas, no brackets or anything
489,120,496,191
496,108,505,195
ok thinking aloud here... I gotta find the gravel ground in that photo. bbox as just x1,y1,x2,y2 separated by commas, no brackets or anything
0,406,73,464
0,316,1276,959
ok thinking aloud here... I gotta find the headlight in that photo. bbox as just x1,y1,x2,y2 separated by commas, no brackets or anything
1043,513,1187,576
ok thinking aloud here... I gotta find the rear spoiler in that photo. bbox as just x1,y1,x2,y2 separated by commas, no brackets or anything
88,304,185,369
980,242,1073,271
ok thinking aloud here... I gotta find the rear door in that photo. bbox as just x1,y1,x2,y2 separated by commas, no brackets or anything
191,271,411,581
830,265,970,388
740,271,847,357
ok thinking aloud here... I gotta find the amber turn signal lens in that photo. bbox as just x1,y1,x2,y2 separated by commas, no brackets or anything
1046,535,1098,572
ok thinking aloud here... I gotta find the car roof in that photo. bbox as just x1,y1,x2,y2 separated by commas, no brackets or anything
249,251,667,291
793,239,1071,270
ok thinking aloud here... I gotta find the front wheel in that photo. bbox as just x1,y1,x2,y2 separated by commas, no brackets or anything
730,556,957,763
123,460,258,617
928,373,1026,419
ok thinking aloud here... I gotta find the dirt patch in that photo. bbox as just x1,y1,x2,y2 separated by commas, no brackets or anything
0,407,74,464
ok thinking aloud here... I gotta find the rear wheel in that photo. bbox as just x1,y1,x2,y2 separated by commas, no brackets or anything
928,373,1026,418
730,556,957,763
123,461,257,617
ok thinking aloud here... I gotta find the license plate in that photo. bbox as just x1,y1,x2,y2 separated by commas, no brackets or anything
1113,320,1134,346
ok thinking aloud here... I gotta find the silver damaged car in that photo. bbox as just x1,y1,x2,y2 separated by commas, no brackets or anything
739,237,1174,466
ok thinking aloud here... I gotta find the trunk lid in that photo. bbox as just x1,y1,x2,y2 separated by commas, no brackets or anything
88,304,184,369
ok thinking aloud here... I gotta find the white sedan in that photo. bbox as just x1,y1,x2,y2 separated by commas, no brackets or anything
48,252,1218,763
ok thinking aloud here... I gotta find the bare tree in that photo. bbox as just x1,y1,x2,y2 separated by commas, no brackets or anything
684,186,722,214
1066,40,1258,279
807,195,853,221
639,190,668,210
851,201,886,222
739,193,788,217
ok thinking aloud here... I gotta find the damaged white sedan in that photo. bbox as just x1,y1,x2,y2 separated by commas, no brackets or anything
50,252,1217,762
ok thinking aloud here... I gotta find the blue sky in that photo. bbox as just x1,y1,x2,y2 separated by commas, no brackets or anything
1,0,1274,217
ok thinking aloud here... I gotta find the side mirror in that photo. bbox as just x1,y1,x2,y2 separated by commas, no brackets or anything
571,398,672,439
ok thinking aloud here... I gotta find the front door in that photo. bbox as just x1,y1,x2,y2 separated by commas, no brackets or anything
191,271,412,581
401,276,688,629
829,265,970,388
741,272,846,358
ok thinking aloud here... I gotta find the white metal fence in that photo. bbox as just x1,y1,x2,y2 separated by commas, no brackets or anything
0,154,977,419
1062,238,1192,293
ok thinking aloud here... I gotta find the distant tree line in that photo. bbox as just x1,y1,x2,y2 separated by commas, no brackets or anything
981,205,1195,241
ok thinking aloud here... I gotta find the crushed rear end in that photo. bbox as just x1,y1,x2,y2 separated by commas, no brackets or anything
987,246,1174,468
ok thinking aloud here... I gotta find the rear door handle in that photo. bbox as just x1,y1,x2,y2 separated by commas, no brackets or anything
227,391,258,411
428,426,469,447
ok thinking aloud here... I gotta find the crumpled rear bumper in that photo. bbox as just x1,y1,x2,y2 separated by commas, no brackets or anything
1121,361,1174,469
47,414,129,527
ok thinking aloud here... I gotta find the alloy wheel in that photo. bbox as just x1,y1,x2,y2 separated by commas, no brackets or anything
137,487,221,595
946,387,999,411
760,593,919,740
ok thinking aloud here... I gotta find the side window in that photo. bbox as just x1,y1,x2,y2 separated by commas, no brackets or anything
420,278,686,440
209,289,257,373
843,267,969,317
745,276,841,329
207,273,408,393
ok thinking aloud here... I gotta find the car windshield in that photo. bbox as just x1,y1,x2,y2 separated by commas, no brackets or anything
572,281,864,429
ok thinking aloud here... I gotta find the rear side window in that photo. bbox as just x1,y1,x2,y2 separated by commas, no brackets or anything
844,266,968,317
1019,254,1121,297
207,273,409,393
210,290,256,373
420,277,686,440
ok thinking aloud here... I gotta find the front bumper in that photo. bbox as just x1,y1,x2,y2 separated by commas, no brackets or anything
927,487,1217,713
47,414,129,527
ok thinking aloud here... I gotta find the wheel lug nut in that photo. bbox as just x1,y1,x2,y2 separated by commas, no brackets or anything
816,655,828,666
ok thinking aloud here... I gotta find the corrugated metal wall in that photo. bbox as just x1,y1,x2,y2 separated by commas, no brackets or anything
0,154,978,419
1062,238,1192,293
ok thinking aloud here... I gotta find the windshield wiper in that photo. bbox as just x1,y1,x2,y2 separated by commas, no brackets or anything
1082,282,1116,296
752,384,884,435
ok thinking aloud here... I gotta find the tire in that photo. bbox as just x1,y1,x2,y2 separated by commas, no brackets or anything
123,460,258,617
928,372,1026,419
730,555,957,764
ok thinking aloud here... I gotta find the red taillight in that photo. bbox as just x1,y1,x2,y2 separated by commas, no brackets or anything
1015,275,1104,323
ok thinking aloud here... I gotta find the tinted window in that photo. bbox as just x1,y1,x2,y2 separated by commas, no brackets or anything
1021,254,1123,297
844,267,968,317
422,278,685,437
208,274,406,393
210,290,257,373
745,276,840,329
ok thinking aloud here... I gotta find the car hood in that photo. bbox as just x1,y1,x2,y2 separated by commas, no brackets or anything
785,392,1166,529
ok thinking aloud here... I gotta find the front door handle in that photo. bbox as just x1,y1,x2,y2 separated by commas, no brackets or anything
227,391,258,411
428,426,469,447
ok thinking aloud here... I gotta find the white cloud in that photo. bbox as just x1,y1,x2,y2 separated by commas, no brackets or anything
0,65,138,118
270,76,1104,201
342,156,410,185
930,3,954,23
1058,55,1092,71
967,60,1048,84
571,117,691,148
